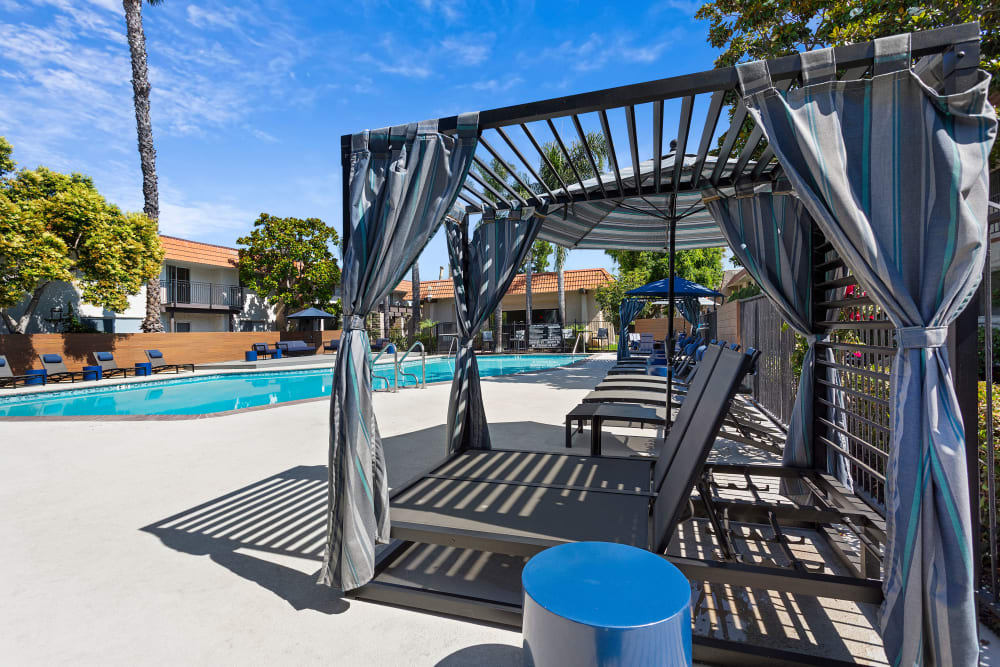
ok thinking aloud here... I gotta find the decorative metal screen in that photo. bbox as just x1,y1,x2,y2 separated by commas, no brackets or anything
738,294,798,426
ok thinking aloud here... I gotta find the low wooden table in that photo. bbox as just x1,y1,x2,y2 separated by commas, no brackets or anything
590,403,665,456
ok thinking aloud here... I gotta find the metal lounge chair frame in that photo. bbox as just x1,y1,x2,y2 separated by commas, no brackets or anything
0,355,39,388
144,350,195,374
38,354,88,383
91,352,136,379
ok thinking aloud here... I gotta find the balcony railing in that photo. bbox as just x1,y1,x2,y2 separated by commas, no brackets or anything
160,280,243,310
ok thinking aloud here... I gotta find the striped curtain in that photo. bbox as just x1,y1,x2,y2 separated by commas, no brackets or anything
617,297,645,360
675,296,701,328
737,36,995,665
319,113,479,592
446,208,541,453
703,182,850,501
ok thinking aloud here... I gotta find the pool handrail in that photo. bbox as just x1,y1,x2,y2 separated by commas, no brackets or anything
396,341,426,389
369,345,399,393
571,333,584,355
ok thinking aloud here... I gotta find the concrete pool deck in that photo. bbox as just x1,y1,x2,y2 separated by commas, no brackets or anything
1,354,996,665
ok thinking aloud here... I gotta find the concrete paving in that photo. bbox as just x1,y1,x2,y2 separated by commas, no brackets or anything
2,354,997,665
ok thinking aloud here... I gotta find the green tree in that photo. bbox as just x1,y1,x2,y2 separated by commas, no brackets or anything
236,213,341,331
123,0,167,332
606,248,725,290
594,269,650,331
0,155,164,334
0,137,14,179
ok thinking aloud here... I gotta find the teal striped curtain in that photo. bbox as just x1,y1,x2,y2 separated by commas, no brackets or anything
737,36,995,665
617,297,645,360
703,183,851,501
446,208,541,453
319,114,479,592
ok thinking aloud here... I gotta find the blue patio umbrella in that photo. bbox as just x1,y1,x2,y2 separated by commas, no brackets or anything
625,276,722,299
286,307,336,319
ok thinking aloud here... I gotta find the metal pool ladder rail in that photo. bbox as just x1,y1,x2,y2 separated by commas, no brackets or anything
369,345,399,392
396,341,426,389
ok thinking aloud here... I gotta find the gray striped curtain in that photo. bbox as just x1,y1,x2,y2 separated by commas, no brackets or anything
319,113,479,592
446,208,541,453
703,182,851,501
737,36,995,665
617,297,645,360
676,296,701,328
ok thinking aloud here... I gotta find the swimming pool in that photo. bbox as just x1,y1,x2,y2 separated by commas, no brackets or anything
0,354,589,417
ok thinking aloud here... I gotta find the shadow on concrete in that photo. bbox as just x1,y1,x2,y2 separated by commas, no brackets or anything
140,464,349,615
434,643,522,666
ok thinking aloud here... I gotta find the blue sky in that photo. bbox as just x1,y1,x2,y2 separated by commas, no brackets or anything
0,0,729,277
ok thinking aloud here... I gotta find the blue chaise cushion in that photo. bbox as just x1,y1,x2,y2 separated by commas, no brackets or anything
147,350,163,358
96,352,114,361
42,354,62,363
0,358,5,367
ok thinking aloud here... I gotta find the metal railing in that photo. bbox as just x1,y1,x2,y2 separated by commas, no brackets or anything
396,341,426,388
739,294,798,427
160,280,243,310
369,346,398,392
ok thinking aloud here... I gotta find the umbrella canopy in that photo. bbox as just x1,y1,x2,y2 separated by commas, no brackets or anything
626,276,722,299
286,307,336,319
535,152,743,251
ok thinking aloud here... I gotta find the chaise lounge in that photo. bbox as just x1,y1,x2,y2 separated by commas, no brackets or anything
0,355,40,388
275,340,317,357
251,343,278,359
91,352,136,379
38,354,89,383
144,350,195,374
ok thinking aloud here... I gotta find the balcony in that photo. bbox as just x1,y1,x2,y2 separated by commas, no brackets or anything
160,280,243,311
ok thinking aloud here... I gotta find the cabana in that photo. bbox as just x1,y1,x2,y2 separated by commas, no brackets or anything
319,23,995,665
285,306,335,331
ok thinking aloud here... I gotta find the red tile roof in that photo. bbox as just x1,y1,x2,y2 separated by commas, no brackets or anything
397,267,614,300
159,235,238,268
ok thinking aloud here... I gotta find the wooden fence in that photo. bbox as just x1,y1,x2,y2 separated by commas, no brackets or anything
0,330,343,374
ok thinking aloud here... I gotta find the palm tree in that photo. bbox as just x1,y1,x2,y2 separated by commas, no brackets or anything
123,0,165,333
555,245,568,328
409,262,420,342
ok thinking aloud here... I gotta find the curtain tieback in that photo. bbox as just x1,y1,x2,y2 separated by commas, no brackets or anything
344,315,366,331
897,326,948,349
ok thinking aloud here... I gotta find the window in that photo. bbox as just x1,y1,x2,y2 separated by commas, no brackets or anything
175,322,191,333
503,309,559,325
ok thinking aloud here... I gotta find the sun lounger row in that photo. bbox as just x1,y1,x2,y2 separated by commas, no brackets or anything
0,350,194,387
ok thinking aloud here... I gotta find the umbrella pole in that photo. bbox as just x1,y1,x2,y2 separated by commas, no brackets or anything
666,214,676,428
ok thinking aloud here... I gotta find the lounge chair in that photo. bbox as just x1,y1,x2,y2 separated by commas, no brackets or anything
323,339,340,354
144,350,195,374
480,331,493,353
38,354,89,383
0,355,39,388
91,352,135,379
275,340,317,356
380,346,752,570
636,333,654,354
252,343,278,359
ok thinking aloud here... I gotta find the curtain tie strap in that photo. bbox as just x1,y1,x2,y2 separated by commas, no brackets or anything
344,315,366,331
897,326,947,349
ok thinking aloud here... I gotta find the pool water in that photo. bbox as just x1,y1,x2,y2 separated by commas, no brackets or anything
0,354,588,417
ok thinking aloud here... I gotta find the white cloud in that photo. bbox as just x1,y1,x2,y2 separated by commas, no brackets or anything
529,31,673,73
357,52,432,79
471,75,522,93
440,33,494,65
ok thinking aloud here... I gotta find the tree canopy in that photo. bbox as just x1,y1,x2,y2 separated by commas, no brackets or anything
606,248,725,291
0,139,163,334
236,213,341,330
594,269,651,330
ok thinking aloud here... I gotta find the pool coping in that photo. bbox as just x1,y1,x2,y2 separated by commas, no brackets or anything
0,355,599,422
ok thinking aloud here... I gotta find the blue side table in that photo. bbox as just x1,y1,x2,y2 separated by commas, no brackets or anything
245,350,258,362
272,349,283,359
522,542,691,667
134,362,152,377
82,365,102,381
24,369,47,386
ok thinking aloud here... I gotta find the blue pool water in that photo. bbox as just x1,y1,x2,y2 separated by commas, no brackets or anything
0,354,589,417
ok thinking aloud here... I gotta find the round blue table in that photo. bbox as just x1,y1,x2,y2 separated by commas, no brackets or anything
522,542,691,667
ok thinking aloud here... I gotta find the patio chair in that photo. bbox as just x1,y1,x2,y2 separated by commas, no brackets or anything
275,340,317,356
324,339,340,354
382,346,753,570
512,329,525,352
91,352,135,379
252,342,277,359
0,355,39,388
480,331,493,353
637,333,654,355
144,350,195,374
594,327,609,350
38,354,89,383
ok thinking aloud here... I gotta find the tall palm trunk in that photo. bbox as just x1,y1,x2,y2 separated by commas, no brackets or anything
382,296,390,339
410,263,420,342
524,263,532,349
555,246,567,328
494,302,503,353
124,0,164,333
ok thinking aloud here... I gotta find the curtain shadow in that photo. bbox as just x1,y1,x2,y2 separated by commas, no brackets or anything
434,643,522,666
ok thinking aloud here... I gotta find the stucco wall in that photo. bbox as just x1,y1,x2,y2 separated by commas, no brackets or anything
716,300,741,348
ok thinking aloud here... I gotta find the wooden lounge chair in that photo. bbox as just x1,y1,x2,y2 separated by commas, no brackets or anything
91,352,135,379
0,355,39,388
38,354,89,383
144,350,194,374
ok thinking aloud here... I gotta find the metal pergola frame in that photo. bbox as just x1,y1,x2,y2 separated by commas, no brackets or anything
339,23,983,665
